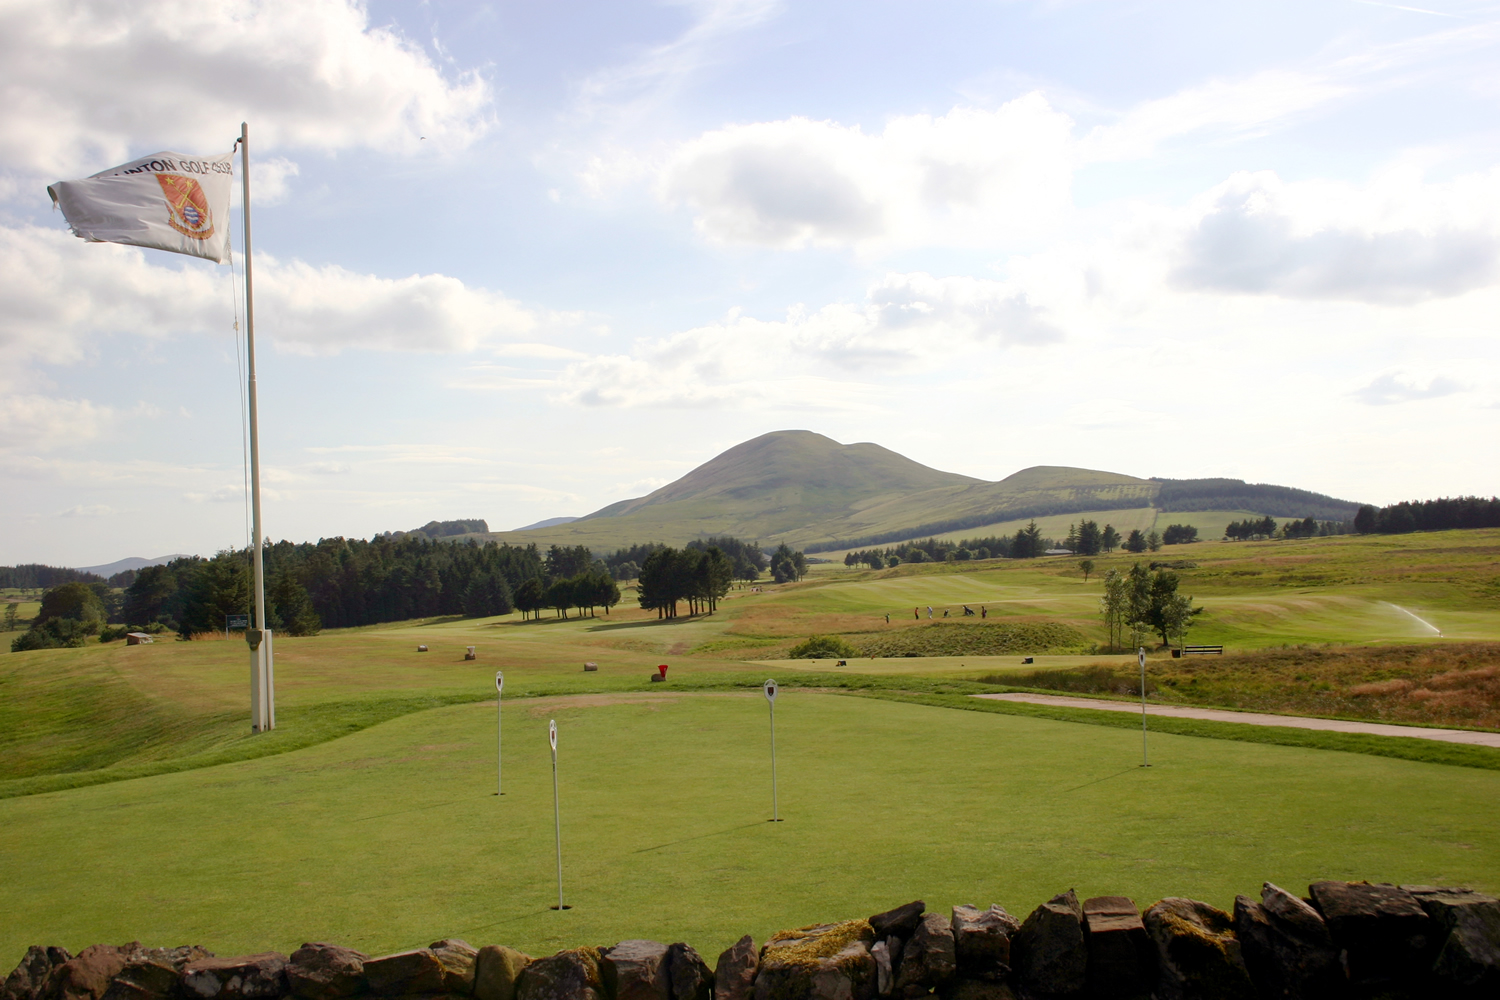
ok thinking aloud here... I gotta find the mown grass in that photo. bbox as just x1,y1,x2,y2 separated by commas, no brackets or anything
4,693,1499,972
0,528,1496,804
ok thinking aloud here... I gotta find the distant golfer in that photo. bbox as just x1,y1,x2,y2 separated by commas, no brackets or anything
981,606,987,618
914,607,919,619
927,606,933,618
885,613,890,623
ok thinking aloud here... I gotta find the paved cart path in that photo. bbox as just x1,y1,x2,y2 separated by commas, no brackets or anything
974,692,1500,748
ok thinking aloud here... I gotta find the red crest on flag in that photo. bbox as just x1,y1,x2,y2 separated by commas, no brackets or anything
156,173,215,240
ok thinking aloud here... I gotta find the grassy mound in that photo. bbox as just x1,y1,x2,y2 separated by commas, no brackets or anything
858,621,1091,658
982,664,1157,697
789,635,860,659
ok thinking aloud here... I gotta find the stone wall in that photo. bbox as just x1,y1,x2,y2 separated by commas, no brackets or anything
4,880,1497,1000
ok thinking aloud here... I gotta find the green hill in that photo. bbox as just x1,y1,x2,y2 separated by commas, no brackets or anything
587,430,978,519
477,430,1361,553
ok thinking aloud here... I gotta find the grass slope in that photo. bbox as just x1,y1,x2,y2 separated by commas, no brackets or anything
4,693,1499,971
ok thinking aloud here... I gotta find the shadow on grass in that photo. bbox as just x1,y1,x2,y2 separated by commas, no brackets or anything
586,615,714,633
414,616,469,628
350,799,472,823
490,616,578,628
457,907,561,936
633,820,766,853
1061,766,1142,793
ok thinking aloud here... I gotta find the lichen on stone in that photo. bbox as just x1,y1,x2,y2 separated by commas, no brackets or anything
763,921,874,971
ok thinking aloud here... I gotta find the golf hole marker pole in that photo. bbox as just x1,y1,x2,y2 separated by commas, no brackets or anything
549,719,568,909
495,671,504,796
1139,647,1150,768
764,678,781,822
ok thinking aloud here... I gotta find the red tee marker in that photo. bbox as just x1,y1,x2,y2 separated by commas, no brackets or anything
658,664,668,678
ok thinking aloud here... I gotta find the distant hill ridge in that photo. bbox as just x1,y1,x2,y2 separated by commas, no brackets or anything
1153,478,1360,522
478,430,1362,553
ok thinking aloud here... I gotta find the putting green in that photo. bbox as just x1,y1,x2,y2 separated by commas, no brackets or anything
4,691,1498,971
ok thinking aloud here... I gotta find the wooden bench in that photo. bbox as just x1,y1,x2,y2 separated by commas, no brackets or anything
1177,645,1224,657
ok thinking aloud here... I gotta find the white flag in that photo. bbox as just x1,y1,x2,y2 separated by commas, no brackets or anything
48,151,235,264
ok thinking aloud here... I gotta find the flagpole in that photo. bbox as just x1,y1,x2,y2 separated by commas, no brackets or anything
240,121,274,732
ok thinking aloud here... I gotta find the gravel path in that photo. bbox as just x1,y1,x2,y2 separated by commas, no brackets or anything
973,692,1500,748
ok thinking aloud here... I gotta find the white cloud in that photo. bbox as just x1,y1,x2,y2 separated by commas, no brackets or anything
659,94,1076,250
58,504,115,518
257,255,536,355
648,21,1500,254
556,270,1063,407
1078,69,1352,163
1079,19,1500,163
1355,372,1463,405
0,0,491,183
185,484,281,504
577,0,782,121
0,393,115,450
0,225,542,369
249,157,300,206
489,343,588,360
870,272,1062,345
1170,168,1500,303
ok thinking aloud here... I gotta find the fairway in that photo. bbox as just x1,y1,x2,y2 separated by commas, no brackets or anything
4,691,1498,969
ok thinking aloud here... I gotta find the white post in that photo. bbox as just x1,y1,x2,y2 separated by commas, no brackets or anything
239,121,274,732
764,679,781,822
1139,647,1149,767
549,720,566,909
495,671,504,795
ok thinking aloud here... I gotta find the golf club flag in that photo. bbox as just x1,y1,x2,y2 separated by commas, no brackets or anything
48,151,234,263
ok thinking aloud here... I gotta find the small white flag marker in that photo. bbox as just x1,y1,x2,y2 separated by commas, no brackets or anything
1139,647,1150,768
495,672,504,796
764,679,781,822
549,719,568,909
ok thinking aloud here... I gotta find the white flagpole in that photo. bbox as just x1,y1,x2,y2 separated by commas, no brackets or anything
240,121,274,732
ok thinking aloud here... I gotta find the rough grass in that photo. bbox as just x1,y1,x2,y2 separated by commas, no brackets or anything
984,643,1500,731
857,621,1092,658
981,665,1156,697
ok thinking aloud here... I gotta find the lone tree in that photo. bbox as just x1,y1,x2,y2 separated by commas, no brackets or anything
770,543,807,583
1101,524,1121,552
1124,529,1148,553
1076,520,1103,556
1012,520,1045,559
35,582,106,628
1117,562,1203,648
1079,559,1095,583
1100,569,1128,650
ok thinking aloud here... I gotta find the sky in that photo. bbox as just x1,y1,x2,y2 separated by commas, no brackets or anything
2,0,1498,567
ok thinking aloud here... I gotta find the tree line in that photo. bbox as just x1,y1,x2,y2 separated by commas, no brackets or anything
0,564,106,589
1223,516,1348,540
12,535,556,650
842,521,1067,569
637,546,733,618
604,537,768,583
1353,497,1500,534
